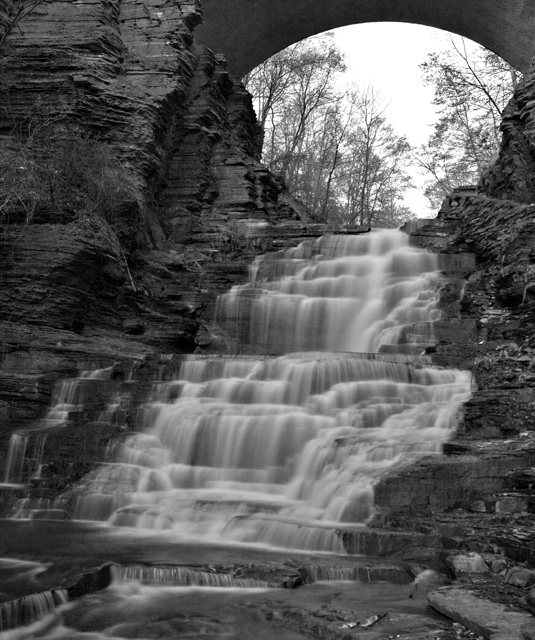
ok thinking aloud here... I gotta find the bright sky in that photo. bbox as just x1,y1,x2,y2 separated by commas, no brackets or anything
332,23,476,217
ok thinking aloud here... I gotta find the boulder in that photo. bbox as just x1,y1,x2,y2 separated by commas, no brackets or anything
506,567,535,589
446,553,489,577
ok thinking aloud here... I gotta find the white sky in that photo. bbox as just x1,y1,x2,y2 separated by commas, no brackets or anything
332,23,477,217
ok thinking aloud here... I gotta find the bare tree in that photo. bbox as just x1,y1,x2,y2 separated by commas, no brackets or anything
417,37,520,208
245,39,414,227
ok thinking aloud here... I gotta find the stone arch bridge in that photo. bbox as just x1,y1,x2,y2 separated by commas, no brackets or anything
195,0,535,76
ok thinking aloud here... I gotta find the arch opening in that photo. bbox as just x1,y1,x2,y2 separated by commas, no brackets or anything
241,26,518,226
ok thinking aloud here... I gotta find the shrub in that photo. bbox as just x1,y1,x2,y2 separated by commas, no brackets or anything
0,114,142,241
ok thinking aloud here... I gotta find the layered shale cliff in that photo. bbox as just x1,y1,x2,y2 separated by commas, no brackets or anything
0,0,307,434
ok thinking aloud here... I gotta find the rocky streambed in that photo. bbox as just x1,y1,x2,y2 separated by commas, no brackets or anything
0,518,534,639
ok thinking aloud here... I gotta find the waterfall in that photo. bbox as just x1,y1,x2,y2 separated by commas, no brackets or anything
3,434,29,485
66,230,471,552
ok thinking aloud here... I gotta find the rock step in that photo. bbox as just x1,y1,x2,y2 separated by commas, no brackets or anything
428,587,533,640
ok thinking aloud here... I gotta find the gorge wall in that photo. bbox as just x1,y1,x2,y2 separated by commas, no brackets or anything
3,0,535,533
0,0,308,432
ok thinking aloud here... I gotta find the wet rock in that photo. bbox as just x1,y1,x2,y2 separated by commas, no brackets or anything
469,500,487,513
375,446,535,517
281,573,305,589
491,561,508,575
492,526,535,566
489,558,508,574
438,253,478,277
303,563,414,584
462,389,535,439
430,318,480,344
337,528,440,559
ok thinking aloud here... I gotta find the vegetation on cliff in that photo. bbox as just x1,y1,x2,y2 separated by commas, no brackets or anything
0,110,142,250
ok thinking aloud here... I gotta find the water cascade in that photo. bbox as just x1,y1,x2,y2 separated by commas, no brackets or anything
0,589,68,631
65,229,471,552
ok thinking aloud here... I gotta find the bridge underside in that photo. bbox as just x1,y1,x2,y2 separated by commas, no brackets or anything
195,0,535,76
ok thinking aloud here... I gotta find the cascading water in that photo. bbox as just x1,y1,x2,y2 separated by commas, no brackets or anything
218,231,442,354
66,229,471,552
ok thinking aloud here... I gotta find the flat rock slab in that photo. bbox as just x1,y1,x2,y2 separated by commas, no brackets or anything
428,587,533,640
